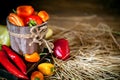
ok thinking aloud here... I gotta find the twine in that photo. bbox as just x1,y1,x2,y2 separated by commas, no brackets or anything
9,23,54,53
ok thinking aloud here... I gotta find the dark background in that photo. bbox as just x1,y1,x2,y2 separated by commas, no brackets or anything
0,0,120,25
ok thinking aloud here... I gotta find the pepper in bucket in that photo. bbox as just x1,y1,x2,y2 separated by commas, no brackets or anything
6,5,53,55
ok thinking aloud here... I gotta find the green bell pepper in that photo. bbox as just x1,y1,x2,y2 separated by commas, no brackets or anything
0,25,10,46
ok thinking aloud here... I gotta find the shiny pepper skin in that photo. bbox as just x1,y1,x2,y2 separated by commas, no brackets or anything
24,52,40,62
0,50,28,79
16,5,34,17
31,71,44,80
2,45,27,75
53,38,70,60
8,13,24,26
38,63,55,76
24,15,43,26
38,10,49,22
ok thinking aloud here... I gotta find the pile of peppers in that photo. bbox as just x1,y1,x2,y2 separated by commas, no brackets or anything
0,5,71,80
0,45,28,79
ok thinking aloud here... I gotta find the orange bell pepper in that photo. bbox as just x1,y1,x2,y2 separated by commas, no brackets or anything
38,63,55,76
31,71,44,80
8,13,24,26
16,5,34,17
38,11,49,22
24,52,40,62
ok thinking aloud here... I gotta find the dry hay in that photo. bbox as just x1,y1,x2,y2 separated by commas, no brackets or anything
47,16,120,80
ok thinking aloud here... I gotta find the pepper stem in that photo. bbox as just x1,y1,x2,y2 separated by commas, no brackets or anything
0,44,2,50
12,9,17,14
39,53,48,56
51,67,55,73
28,20,37,27
35,77,40,80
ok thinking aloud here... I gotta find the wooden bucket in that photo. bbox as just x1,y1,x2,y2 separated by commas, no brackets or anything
6,19,47,55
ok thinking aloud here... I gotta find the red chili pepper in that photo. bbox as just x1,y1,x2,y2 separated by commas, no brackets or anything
0,50,28,79
2,45,27,75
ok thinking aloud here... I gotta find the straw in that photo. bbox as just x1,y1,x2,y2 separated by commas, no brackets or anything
46,15,120,80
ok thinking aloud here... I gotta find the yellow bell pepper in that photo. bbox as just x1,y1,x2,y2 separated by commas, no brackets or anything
38,63,55,76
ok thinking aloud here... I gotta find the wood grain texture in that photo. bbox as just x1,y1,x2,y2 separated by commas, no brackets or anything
6,20,44,55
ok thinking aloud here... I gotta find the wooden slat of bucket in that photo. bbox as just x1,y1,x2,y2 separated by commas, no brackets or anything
6,20,44,55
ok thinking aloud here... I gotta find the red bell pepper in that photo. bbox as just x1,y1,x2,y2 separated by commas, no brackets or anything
53,38,70,60
16,5,34,17
0,50,28,79
24,15,43,26
2,45,27,75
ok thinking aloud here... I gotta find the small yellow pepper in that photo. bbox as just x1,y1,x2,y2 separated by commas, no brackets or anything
31,71,44,80
38,63,55,76
24,52,40,62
